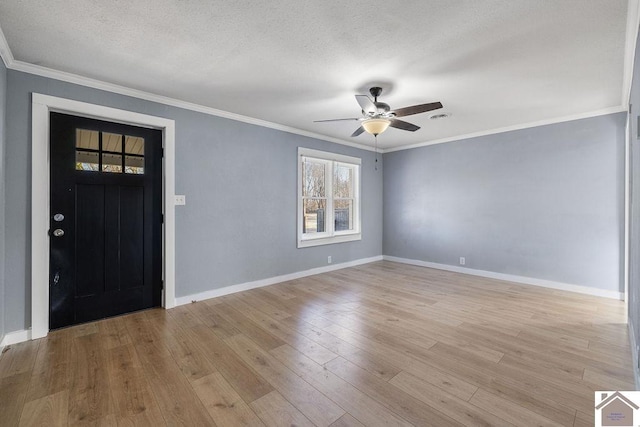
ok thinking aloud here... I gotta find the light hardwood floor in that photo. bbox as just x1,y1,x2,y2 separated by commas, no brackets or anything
0,261,634,426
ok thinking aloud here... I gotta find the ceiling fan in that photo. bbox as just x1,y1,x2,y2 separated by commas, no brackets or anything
315,87,443,137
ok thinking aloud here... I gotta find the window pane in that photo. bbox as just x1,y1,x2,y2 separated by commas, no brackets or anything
125,136,144,154
76,129,99,150
102,153,123,173
303,199,326,234
334,199,354,231
76,150,99,171
302,160,325,197
125,155,144,174
102,132,122,153
334,164,353,198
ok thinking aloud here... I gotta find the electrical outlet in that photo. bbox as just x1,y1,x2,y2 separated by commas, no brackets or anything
459,257,466,266
328,256,332,264
174,195,186,205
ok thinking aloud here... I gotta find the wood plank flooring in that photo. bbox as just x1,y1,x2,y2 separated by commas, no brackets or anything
0,261,634,426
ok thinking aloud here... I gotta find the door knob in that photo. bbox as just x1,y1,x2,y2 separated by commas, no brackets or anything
52,229,65,237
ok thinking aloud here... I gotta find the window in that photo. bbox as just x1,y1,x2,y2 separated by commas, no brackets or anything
75,129,145,174
298,148,361,248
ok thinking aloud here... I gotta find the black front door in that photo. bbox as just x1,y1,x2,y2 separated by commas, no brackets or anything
49,112,163,329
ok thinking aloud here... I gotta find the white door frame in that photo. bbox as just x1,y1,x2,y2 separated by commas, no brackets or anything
31,93,176,339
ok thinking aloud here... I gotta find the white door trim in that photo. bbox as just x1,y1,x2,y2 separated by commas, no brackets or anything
31,93,176,339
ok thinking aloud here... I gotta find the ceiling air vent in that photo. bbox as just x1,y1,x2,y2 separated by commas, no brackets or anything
429,113,451,120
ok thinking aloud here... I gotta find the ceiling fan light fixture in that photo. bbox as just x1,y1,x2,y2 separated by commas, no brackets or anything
362,118,391,135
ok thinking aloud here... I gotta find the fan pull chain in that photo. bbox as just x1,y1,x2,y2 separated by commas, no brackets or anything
374,134,378,171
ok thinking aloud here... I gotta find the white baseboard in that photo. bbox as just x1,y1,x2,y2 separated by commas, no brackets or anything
0,329,32,349
8,255,616,346
383,255,624,300
175,255,384,306
0,256,384,345
629,320,640,390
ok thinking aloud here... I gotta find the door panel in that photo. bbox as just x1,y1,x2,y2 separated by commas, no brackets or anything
120,186,144,290
49,112,162,329
104,186,121,292
75,184,105,297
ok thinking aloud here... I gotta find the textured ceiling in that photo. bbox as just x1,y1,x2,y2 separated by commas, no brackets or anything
0,1,630,149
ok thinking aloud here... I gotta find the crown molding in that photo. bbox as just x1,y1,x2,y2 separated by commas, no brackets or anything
0,25,376,153
10,60,379,152
0,23,631,155
382,106,628,153
622,0,640,106
0,23,14,68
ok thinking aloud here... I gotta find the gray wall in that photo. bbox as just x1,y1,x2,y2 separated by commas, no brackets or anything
628,24,640,378
0,59,6,343
383,113,625,293
4,70,383,333
4,63,626,336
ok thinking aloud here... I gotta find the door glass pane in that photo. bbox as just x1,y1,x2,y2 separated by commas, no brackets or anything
76,129,100,171
334,164,353,198
102,153,123,173
102,132,122,153
302,160,325,197
334,199,354,231
76,151,99,171
303,198,326,234
125,136,144,154
125,155,144,174
76,129,99,150
124,136,145,174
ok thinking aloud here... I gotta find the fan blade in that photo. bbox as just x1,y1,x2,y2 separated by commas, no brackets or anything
351,126,365,137
393,102,443,117
355,95,377,114
314,118,361,122
390,119,420,132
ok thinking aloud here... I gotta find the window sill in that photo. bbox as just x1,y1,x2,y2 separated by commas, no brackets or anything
298,233,361,248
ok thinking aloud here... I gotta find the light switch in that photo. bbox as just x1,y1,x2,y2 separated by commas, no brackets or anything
175,195,186,205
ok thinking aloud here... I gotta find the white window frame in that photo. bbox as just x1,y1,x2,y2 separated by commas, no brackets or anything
298,147,361,248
